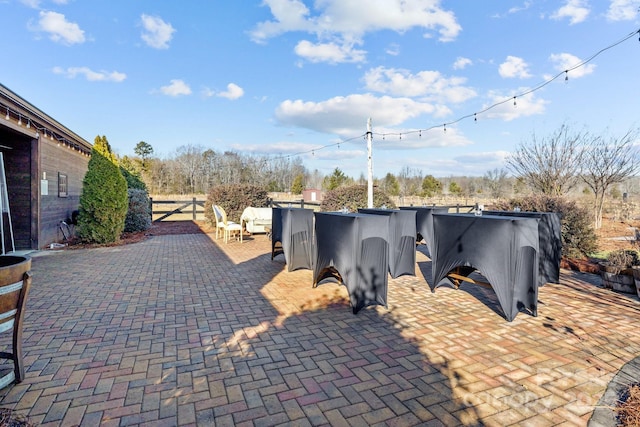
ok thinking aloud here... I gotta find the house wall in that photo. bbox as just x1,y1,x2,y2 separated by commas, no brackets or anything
38,138,89,248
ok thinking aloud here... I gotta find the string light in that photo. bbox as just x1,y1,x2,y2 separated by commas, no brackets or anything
4,108,8,120
17,114,22,126
513,96,517,108
26,119,30,129
370,27,639,143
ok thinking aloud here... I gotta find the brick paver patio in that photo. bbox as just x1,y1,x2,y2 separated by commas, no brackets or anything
0,231,639,426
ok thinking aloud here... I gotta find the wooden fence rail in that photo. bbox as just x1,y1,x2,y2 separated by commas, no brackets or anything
149,197,475,222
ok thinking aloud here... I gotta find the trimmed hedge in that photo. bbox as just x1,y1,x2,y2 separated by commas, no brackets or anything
204,184,269,225
490,195,597,259
77,137,128,244
320,185,396,212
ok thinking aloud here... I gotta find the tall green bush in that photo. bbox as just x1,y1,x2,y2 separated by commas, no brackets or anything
124,189,152,232
320,185,396,212
491,195,597,259
76,136,128,244
204,184,269,225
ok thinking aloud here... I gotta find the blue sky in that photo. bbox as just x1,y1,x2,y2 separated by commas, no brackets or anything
1,0,639,179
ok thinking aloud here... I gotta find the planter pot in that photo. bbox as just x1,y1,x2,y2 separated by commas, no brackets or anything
600,264,636,294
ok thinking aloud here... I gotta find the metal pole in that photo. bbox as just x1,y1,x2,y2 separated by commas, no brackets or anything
367,118,373,208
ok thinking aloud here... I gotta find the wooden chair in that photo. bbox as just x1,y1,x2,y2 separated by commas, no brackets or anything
0,256,32,389
214,205,243,243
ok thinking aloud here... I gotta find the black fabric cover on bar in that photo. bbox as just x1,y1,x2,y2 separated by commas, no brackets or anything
313,212,389,314
484,211,561,285
431,213,540,321
399,206,449,257
358,208,416,278
271,207,314,271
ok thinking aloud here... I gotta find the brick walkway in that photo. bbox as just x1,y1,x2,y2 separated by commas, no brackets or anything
0,232,639,426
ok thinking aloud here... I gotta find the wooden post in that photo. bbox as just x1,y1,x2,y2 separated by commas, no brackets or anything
149,197,153,222
192,197,196,220
300,199,304,209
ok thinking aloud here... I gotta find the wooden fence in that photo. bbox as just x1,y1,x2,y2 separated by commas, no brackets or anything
149,197,475,222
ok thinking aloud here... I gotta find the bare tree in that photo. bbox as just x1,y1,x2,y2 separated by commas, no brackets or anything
483,168,508,199
506,124,586,196
582,127,640,229
397,166,423,198
175,145,205,194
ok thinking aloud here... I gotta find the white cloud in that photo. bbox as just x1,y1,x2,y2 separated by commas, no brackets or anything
52,66,126,82
294,40,367,64
363,66,477,104
385,43,400,56
251,0,461,63
606,0,640,21
482,91,547,121
549,52,595,78
498,56,531,79
454,151,511,165
140,14,175,49
159,79,191,96
275,93,442,135
33,11,85,45
550,0,590,24
20,0,40,8
218,83,244,100
202,83,245,100
452,57,472,70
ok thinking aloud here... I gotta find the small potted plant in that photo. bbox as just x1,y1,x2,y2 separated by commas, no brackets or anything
600,249,639,294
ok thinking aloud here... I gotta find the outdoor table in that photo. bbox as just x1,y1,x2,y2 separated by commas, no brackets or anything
358,208,416,278
399,206,449,257
431,213,540,321
271,207,314,271
484,211,562,285
313,211,390,314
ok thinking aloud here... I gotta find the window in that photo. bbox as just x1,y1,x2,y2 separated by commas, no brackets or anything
58,173,68,197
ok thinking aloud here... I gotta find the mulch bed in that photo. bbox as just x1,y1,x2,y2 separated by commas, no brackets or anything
57,220,212,250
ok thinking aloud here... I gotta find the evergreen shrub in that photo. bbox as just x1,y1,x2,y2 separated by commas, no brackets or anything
320,185,396,212
76,136,128,244
124,189,152,232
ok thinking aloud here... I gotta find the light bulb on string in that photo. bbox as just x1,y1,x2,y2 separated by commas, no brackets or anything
565,70,569,83
474,113,477,123
18,115,22,126
419,130,422,138
399,133,402,140
26,119,30,129
443,124,447,133
5,108,9,120
513,97,517,108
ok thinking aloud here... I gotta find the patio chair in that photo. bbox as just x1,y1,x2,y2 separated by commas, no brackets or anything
214,205,243,243
0,256,32,388
213,205,226,239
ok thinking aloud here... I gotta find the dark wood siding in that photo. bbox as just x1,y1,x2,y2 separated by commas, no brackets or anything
39,139,89,248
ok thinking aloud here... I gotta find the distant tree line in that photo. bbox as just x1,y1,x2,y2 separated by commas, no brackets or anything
122,123,640,230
